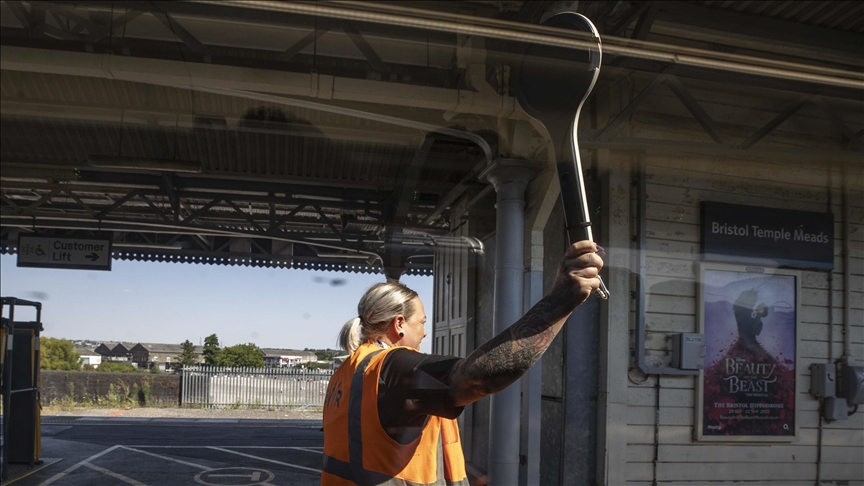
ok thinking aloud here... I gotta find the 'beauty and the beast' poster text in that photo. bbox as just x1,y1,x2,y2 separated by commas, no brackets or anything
701,269,797,438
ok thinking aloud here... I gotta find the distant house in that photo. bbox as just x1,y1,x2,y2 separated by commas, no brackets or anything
95,341,203,370
260,349,317,368
94,342,136,363
74,347,102,367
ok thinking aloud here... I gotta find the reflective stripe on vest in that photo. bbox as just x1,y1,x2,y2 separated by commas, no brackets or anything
323,453,470,486
322,347,469,486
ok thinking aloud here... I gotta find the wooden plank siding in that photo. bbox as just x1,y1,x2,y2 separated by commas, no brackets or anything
623,121,863,484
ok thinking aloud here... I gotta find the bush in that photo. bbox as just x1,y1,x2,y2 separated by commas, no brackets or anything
96,362,138,373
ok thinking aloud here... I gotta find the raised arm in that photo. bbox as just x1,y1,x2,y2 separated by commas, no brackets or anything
448,241,603,406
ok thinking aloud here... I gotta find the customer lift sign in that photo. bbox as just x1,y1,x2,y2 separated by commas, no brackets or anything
17,234,112,271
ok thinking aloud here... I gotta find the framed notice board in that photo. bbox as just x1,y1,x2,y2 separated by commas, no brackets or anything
695,263,800,442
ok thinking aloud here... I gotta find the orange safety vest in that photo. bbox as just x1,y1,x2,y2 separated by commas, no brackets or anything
322,343,468,486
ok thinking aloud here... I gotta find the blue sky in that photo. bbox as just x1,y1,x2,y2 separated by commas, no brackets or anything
0,254,433,354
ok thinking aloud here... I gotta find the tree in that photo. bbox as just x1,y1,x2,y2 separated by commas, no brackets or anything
96,361,138,373
40,337,82,371
203,334,221,366
314,349,336,361
217,343,265,368
178,340,198,368
305,361,333,370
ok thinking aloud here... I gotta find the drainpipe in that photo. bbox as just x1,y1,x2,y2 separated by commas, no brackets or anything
840,170,853,365
480,158,542,486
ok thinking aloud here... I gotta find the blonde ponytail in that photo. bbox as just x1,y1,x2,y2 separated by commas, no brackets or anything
338,317,363,353
338,282,418,353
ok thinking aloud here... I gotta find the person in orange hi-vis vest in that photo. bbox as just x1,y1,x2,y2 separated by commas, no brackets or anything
322,240,604,486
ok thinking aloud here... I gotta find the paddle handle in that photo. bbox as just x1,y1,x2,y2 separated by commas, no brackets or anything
557,122,609,300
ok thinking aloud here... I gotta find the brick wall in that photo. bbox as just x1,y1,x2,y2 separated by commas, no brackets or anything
40,370,180,406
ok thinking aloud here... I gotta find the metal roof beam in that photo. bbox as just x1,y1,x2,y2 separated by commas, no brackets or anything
630,3,658,40
275,21,332,62
664,75,727,145
338,20,389,73
606,2,651,37
652,2,863,63
84,9,144,43
5,2,32,30
1,214,380,256
189,0,862,88
390,135,436,225
813,96,864,150
0,45,516,117
132,1,211,57
738,95,811,149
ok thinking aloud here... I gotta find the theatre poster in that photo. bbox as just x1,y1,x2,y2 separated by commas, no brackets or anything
695,263,800,442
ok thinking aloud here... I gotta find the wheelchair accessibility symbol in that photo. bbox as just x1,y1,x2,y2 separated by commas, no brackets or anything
194,467,275,486
35,245,46,256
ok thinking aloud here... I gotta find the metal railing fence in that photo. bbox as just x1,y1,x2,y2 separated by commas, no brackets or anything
180,366,334,409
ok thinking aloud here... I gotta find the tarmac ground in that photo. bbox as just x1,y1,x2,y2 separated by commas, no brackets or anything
3,410,325,486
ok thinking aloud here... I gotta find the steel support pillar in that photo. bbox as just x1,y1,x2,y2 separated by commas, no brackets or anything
480,159,541,486
520,260,544,486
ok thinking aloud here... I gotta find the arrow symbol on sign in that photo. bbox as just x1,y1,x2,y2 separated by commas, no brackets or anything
86,252,99,261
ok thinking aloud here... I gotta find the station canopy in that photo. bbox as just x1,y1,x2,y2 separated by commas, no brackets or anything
1,1,861,275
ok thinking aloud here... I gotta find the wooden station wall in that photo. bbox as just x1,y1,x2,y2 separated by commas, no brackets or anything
432,70,863,485
600,74,864,485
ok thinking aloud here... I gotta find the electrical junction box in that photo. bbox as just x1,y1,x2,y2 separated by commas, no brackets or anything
839,365,864,405
823,397,849,421
671,333,704,370
809,363,836,398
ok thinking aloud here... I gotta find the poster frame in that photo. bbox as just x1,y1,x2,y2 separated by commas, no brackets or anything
694,262,801,443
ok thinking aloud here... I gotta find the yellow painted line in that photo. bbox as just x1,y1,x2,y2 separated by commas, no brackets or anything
2,459,63,485
108,408,132,418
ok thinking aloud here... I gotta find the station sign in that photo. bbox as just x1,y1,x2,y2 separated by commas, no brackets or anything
701,201,834,270
17,235,112,271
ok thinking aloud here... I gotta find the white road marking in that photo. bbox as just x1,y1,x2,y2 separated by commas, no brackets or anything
289,447,323,454
121,446,214,470
36,444,321,485
194,467,275,486
83,463,148,486
208,447,321,473
128,445,322,451
211,472,261,480
37,445,122,486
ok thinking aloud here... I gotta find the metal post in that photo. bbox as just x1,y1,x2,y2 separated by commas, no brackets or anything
1,304,15,481
481,159,541,486
520,266,543,486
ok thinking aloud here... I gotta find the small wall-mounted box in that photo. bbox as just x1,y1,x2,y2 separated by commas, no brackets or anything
823,397,849,421
671,333,704,370
810,363,836,398
839,365,864,405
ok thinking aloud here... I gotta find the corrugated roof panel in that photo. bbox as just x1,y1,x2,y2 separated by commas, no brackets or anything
796,1,834,23
692,0,864,32
0,117,469,189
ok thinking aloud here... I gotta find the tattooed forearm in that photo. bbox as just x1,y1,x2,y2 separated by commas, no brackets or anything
446,241,603,406
448,293,573,406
